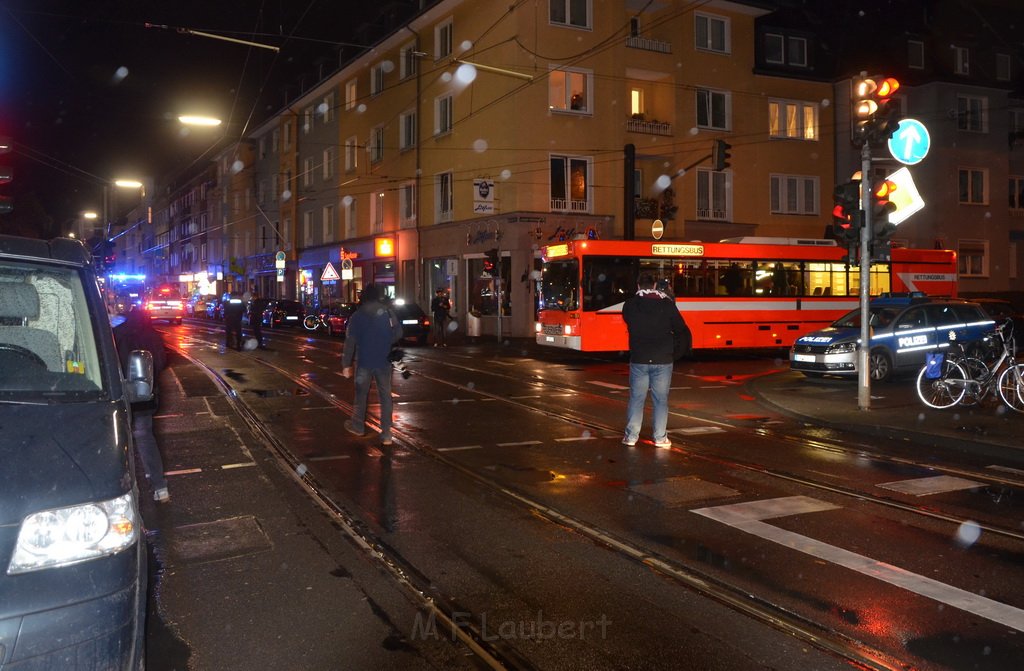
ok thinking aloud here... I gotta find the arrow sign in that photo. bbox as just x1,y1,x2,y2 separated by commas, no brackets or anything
888,118,930,166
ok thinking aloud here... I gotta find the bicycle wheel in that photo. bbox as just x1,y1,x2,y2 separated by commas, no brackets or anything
957,357,989,406
916,359,968,409
303,315,319,330
996,363,1024,413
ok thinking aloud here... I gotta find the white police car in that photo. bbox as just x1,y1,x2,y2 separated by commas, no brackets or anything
790,294,995,381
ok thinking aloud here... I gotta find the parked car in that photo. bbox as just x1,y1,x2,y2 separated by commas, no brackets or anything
0,234,148,669
790,293,995,382
323,302,357,336
262,299,306,327
391,299,431,345
970,298,1024,349
186,296,207,317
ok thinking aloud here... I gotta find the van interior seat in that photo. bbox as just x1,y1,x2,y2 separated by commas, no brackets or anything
0,282,63,371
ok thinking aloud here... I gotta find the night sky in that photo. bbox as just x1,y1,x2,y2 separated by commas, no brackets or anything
0,0,379,233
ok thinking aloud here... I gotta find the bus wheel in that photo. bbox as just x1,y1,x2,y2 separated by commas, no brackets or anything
869,349,894,382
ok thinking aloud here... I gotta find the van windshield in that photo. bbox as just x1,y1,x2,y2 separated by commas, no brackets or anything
0,261,106,402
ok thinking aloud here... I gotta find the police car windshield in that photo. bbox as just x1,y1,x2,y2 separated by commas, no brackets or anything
832,307,900,329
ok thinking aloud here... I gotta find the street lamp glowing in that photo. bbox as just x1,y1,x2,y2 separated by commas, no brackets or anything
83,211,98,220
178,115,222,127
114,179,144,189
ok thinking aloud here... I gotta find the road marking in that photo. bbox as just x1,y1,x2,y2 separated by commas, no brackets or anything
588,381,629,390
987,464,1024,476
165,468,203,476
438,445,482,452
221,462,256,470
497,440,542,447
554,435,597,442
877,475,984,496
510,394,542,399
307,455,352,461
673,426,726,435
693,496,1024,632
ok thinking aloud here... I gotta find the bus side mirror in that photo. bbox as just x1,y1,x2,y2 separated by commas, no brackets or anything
126,350,155,403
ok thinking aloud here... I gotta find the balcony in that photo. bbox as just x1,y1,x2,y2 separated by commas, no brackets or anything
626,35,671,54
550,198,590,213
627,116,672,136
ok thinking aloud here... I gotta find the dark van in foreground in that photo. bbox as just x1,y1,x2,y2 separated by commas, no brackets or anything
0,235,148,669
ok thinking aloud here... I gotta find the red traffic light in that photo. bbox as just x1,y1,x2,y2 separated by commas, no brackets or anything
876,77,900,98
874,179,897,201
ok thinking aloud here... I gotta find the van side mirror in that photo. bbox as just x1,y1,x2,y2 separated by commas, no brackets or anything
126,349,155,403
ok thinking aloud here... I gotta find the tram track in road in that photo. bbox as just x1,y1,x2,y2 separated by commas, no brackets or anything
172,324,1024,668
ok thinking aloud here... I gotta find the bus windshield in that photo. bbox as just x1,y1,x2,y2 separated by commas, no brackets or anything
540,259,579,311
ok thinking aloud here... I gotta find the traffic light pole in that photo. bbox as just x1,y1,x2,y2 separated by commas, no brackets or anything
857,141,873,410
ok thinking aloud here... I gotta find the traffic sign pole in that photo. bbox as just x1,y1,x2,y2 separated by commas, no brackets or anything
858,141,873,411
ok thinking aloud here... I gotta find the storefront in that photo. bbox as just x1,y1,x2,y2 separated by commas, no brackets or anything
297,236,400,311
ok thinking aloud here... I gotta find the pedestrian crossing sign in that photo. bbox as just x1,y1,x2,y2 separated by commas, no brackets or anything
321,262,341,281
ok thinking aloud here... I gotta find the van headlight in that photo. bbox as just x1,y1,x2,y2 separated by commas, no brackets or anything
825,341,856,354
7,492,139,574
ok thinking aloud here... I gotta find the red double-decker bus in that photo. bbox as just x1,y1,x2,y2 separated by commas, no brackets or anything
535,237,957,352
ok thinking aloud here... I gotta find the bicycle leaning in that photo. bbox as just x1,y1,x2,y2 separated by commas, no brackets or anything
915,318,1024,411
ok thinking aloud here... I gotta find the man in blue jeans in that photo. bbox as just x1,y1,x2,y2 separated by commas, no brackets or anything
341,284,404,445
622,274,691,448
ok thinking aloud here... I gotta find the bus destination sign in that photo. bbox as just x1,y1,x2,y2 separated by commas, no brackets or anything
652,244,704,257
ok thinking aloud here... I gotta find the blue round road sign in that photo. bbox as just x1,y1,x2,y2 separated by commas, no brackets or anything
888,118,930,166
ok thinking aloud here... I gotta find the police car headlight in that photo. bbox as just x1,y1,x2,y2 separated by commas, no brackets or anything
825,342,856,354
8,492,139,574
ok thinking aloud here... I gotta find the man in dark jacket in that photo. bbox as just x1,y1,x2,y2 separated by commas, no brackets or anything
223,292,245,350
341,284,404,445
621,274,691,448
114,307,170,502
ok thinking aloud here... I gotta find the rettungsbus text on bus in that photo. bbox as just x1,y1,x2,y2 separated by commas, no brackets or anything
535,237,957,352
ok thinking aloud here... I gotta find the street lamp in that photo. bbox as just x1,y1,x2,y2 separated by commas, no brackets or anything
178,115,222,127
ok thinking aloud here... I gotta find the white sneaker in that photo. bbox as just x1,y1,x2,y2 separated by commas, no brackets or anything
154,487,170,502
653,437,672,449
622,436,637,446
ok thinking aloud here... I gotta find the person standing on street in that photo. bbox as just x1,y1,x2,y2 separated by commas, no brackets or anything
223,291,245,350
430,288,451,347
341,284,404,445
114,307,171,502
248,292,268,349
622,274,691,448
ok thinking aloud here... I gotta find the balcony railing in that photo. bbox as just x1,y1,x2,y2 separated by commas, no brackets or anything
551,198,590,213
626,35,671,53
697,207,729,221
627,117,672,136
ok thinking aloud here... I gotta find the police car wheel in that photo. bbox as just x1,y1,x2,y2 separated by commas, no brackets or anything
869,349,894,382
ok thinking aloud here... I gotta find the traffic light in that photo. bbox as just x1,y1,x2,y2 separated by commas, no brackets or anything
870,178,899,259
852,75,901,145
831,181,862,245
483,248,499,276
712,139,732,171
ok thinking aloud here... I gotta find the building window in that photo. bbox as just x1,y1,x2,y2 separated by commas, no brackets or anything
958,168,987,205
400,110,417,151
323,205,335,243
303,211,314,246
997,53,1011,81
958,240,988,277
320,93,335,123
1010,176,1024,210
435,18,452,60
400,43,419,79
630,88,644,116
400,182,416,228
550,155,591,213
954,46,969,75
549,0,589,29
345,80,357,111
697,89,730,130
283,120,292,149
957,95,988,133
322,147,336,181
769,100,818,140
770,175,819,215
371,63,386,96
303,106,313,134
370,126,385,163
344,198,357,239
1011,110,1024,135
435,94,453,135
695,13,729,53
271,128,279,153
696,169,729,220
372,192,385,234
764,33,806,66
908,40,924,69
345,136,358,172
271,175,278,203
436,171,454,222
302,158,314,188
549,67,591,113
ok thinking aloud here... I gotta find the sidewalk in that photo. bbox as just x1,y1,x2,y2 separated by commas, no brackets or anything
748,369,1022,454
